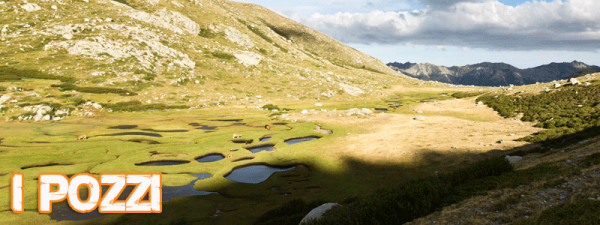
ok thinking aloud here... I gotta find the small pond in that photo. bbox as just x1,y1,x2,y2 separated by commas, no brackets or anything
225,165,294,184
195,154,225,163
108,125,138,129
285,137,320,145
136,160,190,166
99,132,162,138
259,137,271,142
212,119,242,122
142,129,189,133
245,144,274,153
198,126,218,130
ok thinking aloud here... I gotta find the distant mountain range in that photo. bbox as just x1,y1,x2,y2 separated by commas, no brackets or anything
387,61,600,86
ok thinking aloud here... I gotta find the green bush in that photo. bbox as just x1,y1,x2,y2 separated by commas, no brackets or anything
51,83,138,96
452,92,482,99
306,159,573,225
198,29,218,38
113,0,129,5
103,100,187,112
210,51,235,61
523,195,600,225
477,83,600,147
0,66,74,82
258,156,513,225
262,104,279,111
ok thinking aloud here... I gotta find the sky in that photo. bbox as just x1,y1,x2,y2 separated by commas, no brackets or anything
231,0,600,69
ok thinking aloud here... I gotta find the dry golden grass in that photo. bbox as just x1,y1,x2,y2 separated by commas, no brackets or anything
287,98,542,164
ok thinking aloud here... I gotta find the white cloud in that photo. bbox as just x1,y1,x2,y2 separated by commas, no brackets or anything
298,0,600,51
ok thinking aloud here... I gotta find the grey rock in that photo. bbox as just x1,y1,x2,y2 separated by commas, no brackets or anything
505,155,523,164
414,116,425,121
300,203,341,225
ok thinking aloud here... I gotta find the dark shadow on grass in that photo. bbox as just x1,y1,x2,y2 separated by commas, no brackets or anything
51,129,598,225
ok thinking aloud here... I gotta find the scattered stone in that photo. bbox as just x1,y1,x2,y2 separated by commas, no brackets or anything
569,78,581,85
21,3,42,12
361,108,373,114
554,83,561,88
224,26,254,48
414,116,425,121
299,203,341,225
234,51,263,67
417,110,423,114
477,101,483,105
301,110,308,115
509,133,515,136
0,95,11,104
505,155,523,164
129,8,200,34
51,5,58,10
339,84,364,96
315,103,322,107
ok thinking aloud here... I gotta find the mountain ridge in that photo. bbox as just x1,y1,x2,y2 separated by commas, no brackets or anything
388,60,600,86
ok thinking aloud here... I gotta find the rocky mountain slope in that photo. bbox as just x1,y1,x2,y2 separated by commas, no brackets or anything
388,61,600,87
0,0,412,121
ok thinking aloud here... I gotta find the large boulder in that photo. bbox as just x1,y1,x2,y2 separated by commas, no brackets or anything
299,203,341,225
361,108,373,114
21,3,42,12
414,116,425,121
234,51,263,67
0,94,11,104
505,155,523,164
569,78,581,85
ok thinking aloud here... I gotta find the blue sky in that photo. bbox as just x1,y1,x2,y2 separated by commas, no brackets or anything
232,0,600,68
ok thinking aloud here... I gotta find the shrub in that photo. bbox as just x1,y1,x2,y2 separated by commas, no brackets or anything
261,157,513,225
262,104,279,111
198,29,218,38
527,195,600,225
478,83,600,147
210,51,235,61
0,66,74,82
51,83,138,96
103,100,187,112
452,92,482,99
